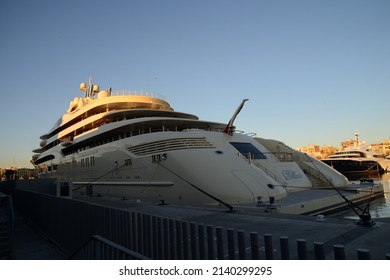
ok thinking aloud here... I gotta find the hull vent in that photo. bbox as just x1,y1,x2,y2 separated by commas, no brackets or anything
128,137,214,156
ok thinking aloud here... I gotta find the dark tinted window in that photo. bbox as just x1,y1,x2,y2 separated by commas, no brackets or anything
230,142,267,159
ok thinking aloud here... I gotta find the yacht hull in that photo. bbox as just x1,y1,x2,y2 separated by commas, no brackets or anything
37,130,347,206
322,159,385,177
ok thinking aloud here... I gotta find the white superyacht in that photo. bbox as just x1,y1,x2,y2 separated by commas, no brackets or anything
31,80,349,208
322,131,390,178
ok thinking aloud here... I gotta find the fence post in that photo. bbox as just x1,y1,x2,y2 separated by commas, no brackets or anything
182,221,189,260
190,222,198,259
297,239,307,260
216,227,224,260
152,216,158,259
313,242,325,260
169,219,176,260
142,214,149,257
124,211,131,250
264,234,273,260
157,217,163,259
94,238,101,260
198,224,206,260
227,228,235,260
357,248,370,260
137,213,143,254
238,230,246,260
250,232,259,260
207,225,215,260
147,215,153,258
131,212,137,252
175,220,183,259
280,236,289,260
333,245,346,260
163,218,170,259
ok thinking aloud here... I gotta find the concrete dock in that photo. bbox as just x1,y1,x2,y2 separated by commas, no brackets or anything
74,194,390,260
3,178,389,260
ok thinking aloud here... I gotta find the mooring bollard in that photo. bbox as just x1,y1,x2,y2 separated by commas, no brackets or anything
297,239,307,260
333,244,346,260
356,248,370,260
280,236,289,260
264,234,273,260
313,241,325,260
250,232,259,260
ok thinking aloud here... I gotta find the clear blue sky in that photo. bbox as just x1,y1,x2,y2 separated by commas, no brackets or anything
1,0,389,168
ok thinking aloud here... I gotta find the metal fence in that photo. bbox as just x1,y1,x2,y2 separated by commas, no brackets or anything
70,235,150,260
0,192,14,259
6,188,390,260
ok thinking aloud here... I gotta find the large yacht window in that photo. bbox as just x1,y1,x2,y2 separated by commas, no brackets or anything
230,142,266,159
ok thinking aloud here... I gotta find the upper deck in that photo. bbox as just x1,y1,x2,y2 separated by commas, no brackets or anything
40,83,183,140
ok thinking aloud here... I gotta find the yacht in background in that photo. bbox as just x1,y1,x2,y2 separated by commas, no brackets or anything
322,131,390,178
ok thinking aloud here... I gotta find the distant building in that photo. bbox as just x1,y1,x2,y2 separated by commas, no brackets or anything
320,145,337,159
385,140,390,156
296,138,390,159
0,167,37,180
296,144,322,159
340,139,355,149
16,168,38,179
371,140,390,157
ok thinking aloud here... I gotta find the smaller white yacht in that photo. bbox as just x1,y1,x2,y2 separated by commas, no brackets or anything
322,131,390,178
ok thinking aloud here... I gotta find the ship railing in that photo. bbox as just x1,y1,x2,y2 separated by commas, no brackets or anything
240,152,296,163
237,152,288,184
294,157,337,188
111,90,170,103
240,152,332,188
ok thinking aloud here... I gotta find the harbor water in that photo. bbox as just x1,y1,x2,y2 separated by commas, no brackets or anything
329,172,390,220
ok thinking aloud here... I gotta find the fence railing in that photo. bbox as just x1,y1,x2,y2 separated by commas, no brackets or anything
0,192,14,260
69,235,149,260
3,187,390,260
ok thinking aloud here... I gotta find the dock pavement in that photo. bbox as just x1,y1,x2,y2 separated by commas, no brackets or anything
74,194,390,260
10,212,65,260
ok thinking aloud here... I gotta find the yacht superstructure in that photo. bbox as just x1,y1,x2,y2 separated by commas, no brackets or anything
31,81,349,207
322,132,390,177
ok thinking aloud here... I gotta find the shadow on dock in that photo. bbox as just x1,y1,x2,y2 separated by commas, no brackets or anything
11,212,65,260
1,179,390,260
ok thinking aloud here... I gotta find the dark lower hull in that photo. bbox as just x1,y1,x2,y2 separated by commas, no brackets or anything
321,159,384,180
